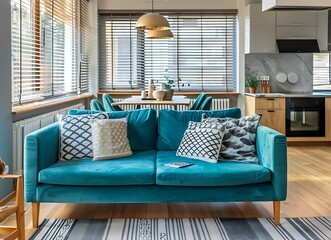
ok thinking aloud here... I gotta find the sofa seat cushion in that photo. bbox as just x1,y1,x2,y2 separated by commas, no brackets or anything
39,151,156,186
156,151,271,187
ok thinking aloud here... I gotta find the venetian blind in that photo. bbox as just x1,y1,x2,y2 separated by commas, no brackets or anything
79,0,90,94
11,0,90,105
99,14,144,89
313,53,331,91
98,13,237,91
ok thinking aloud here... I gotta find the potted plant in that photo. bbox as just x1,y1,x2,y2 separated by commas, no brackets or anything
245,75,258,94
162,69,175,100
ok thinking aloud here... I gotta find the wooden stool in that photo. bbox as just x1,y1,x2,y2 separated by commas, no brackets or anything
0,175,25,240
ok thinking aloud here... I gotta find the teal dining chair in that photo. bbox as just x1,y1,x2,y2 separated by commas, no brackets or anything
102,94,123,112
90,99,106,111
198,96,212,110
190,93,207,110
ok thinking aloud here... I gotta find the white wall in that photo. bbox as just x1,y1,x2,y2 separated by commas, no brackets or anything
317,10,329,52
89,0,99,95
0,0,13,198
98,0,238,10
237,0,246,114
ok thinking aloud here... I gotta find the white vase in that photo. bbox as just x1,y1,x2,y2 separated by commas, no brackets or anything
153,90,166,101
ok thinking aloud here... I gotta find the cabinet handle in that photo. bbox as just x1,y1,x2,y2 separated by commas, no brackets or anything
267,110,275,113
267,98,274,101
289,23,304,26
290,37,311,39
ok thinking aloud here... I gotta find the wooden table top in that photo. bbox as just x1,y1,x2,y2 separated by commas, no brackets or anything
112,96,191,106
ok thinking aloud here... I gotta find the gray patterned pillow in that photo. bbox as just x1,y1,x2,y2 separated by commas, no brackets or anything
59,113,109,160
176,121,225,163
202,114,261,163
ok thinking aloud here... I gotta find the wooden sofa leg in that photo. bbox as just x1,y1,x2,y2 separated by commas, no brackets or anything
32,202,40,228
273,201,280,226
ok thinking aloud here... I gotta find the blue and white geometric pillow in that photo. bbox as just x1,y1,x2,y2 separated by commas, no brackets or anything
176,121,225,163
59,113,108,160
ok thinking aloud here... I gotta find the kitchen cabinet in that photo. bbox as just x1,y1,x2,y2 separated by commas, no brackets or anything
325,98,331,141
245,96,285,134
245,3,329,52
275,10,328,51
276,11,317,27
246,95,331,142
276,11,317,40
245,3,276,53
276,26,316,40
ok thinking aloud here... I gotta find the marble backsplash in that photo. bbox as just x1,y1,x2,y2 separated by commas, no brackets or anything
245,53,313,94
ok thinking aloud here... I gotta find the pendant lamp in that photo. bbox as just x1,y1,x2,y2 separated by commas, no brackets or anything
146,29,174,39
135,0,170,30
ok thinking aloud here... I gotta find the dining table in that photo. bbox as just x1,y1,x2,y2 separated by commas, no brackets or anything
111,95,191,110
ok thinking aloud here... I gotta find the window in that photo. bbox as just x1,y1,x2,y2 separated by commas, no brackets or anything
98,13,238,92
11,0,91,106
99,14,144,90
313,53,331,91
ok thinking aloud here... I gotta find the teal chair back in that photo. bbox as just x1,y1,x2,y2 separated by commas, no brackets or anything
102,94,123,112
90,99,105,111
190,93,207,110
198,96,212,110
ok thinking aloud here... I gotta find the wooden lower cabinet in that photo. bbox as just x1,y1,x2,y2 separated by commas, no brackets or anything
245,95,331,141
256,109,285,134
325,98,331,141
245,96,286,134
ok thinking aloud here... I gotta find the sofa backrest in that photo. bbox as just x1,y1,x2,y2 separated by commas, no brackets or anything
157,108,241,151
68,108,157,151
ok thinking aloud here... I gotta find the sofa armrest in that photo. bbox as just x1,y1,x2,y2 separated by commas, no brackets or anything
24,123,59,202
256,125,287,201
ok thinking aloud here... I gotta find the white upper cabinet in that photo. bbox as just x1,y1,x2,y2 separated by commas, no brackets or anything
276,11,317,26
275,10,328,51
246,3,329,52
276,26,316,39
276,11,317,39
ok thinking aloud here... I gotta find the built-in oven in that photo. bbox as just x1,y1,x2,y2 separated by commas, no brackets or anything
286,97,325,137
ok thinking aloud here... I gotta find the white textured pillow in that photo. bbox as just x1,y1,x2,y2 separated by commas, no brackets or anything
91,118,132,160
176,121,225,163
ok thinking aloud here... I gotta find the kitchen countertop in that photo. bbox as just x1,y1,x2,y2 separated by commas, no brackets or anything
245,92,331,97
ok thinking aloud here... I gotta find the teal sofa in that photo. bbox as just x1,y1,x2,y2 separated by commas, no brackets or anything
24,108,287,227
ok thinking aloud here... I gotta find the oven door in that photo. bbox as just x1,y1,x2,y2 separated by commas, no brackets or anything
286,98,325,137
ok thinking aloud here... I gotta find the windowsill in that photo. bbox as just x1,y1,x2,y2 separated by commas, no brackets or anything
98,91,240,96
12,93,93,115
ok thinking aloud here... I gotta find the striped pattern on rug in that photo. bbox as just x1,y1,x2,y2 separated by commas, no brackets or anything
30,217,331,240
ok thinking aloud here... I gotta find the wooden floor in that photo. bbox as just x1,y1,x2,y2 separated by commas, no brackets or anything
2,146,331,239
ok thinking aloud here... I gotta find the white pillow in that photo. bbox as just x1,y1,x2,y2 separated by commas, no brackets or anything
91,118,132,160
176,121,225,163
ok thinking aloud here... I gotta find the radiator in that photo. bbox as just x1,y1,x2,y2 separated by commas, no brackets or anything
12,103,85,174
113,97,230,111
210,98,230,110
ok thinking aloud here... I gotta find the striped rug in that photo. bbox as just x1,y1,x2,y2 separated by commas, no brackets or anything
30,217,331,240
